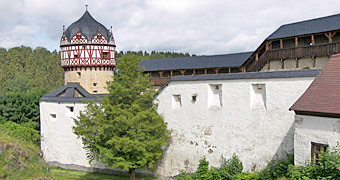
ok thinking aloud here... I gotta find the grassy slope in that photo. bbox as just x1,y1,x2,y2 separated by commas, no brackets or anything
0,128,159,180
0,130,52,179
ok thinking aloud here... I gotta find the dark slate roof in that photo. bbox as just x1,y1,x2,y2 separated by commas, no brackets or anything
267,13,340,40
290,54,340,116
40,82,106,102
169,69,321,82
139,52,253,71
64,11,111,42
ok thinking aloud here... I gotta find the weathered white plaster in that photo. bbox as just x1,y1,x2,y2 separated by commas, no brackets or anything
315,56,329,69
269,60,282,70
40,101,92,167
284,59,296,70
294,115,340,165
298,58,313,69
154,77,315,177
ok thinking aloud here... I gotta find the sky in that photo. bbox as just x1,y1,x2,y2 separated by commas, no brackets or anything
0,0,340,55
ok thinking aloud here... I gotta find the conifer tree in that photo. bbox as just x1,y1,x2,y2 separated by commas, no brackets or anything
73,54,170,180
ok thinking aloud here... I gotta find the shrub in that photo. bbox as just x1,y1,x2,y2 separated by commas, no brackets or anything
258,153,293,179
0,121,40,145
220,153,243,176
0,89,47,130
287,145,340,179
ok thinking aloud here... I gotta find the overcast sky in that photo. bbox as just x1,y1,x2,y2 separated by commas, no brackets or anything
0,0,340,55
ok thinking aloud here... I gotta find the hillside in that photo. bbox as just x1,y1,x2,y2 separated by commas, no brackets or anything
0,128,52,179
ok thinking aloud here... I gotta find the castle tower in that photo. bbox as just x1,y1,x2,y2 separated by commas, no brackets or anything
60,9,115,94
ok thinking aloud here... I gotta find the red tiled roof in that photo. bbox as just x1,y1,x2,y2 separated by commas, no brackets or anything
290,54,340,115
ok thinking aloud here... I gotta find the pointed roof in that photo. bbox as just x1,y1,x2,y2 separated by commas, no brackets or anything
40,82,106,102
290,54,340,117
63,11,111,42
267,13,340,40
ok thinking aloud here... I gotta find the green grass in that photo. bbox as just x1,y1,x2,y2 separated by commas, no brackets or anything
0,125,159,180
51,168,159,180
0,128,52,180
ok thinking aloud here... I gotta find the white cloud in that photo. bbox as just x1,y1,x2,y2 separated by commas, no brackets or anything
0,0,340,55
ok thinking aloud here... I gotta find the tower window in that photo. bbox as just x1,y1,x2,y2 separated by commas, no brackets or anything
93,90,98,93
102,52,109,59
97,34,102,39
74,54,78,58
76,34,82,39
77,72,81,78
93,83,97,86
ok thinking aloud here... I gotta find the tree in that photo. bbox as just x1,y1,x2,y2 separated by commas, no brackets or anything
73,54,170,180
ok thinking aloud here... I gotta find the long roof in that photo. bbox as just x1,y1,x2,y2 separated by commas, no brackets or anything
267,13,340,40
170,69,321,81
158,69,321,91
40,82,106,102
290,54,340,117
139,52,252,71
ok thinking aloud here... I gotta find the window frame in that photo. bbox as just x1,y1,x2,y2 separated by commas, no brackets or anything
311,142,328,164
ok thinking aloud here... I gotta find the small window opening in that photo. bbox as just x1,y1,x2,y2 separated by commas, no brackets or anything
251,83,266,110
82,45,86,49
77,72,81,78
76,34,82,39
97,34,102,39
172,95,182,109
74,54,78,58
93,83,97,87
67,106,74,112
93,90,98,93
208,84,222,108
311,142,328,164
50,114,56,122
102,52,109,59
192,94,197,103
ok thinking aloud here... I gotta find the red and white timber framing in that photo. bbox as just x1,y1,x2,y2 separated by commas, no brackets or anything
60,32,116,70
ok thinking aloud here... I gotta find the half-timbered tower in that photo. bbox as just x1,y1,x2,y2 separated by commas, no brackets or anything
60,10,116,94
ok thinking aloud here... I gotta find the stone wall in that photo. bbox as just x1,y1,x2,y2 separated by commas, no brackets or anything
154,77,315,177
64,67,113,94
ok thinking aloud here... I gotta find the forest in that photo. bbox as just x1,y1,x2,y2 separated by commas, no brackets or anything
0,46,193,131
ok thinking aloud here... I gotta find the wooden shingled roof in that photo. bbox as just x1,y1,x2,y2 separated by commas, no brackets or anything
290,54,340,117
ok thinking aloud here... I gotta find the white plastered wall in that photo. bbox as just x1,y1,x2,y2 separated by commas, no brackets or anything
294,114,340,165
154,77,315,177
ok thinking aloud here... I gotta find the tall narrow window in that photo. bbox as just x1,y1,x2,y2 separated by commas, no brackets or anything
208,84,222,108
77,72,81,78
250,83,266,110
172,95,182,109
311,142,328,164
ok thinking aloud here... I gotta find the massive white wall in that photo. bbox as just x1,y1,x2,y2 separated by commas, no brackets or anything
294,115,340,165
154,77,315,177
40,101,91,167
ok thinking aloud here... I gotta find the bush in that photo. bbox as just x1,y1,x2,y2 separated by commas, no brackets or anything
258,153,294,179
0,89,47,130
0,121,40,145
287,145,340,179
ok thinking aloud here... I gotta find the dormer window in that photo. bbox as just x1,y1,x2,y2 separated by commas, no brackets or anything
76,34,82,39
97,34,102,39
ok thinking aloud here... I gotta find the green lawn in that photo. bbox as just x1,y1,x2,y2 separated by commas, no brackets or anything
51,168,159,180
